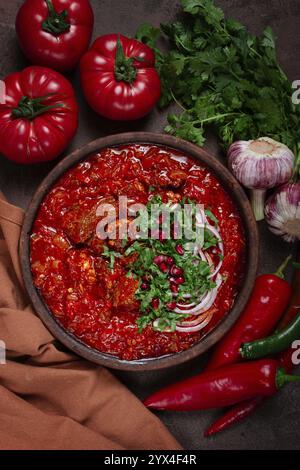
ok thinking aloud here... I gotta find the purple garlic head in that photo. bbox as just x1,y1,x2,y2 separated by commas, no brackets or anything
228,137,294,190
265,183,300,242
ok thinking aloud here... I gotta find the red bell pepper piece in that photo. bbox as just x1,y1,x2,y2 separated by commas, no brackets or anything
143,359,300,411
205,256,292,372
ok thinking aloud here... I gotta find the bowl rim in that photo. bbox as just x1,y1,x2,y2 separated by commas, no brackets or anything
19,132,259,371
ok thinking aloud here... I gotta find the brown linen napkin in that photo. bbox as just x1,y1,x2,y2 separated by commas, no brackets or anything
0,193,181,450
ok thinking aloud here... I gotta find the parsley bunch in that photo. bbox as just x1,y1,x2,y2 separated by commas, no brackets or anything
136,0,300,176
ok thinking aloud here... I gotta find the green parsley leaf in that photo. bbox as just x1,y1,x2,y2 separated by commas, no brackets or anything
102,246,122,271
136,0,300,178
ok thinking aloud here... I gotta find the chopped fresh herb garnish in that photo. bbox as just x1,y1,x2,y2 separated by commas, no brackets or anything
123,196,220,332
203,229,218,250
103,195,222,333
102,246,122,270
205,209,219,226
128,237,217,332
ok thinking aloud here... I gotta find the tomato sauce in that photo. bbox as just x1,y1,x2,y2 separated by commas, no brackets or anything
30,145,246,360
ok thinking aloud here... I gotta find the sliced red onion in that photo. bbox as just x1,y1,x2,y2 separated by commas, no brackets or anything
175,301,196,308
176,311,214,328
172,293,192,301
209,259,223,278
175,310,214,333
174,274,222,316
148,204,224,333
195,247,222,279
196,247,206,261
199,274,222,311
205,251,223,279
182,293,192,299
174,290,212,314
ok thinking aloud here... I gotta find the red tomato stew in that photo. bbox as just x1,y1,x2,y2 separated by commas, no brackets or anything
30,145,246,360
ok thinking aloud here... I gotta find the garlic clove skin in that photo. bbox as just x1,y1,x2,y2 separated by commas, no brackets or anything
265,182,300,243
228,137,295,221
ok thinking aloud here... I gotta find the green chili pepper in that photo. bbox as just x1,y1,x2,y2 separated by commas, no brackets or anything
240,311,300,360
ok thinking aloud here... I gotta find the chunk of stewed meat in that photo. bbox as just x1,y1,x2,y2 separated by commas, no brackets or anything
88,218,132,255
61,196,116,244
155,170,188,188
94,257,120,292
112,276,139,311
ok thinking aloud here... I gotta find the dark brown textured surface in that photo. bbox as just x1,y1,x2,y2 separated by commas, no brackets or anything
0,0,299,450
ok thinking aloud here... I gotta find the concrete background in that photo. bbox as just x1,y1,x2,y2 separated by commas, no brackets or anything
0,0,299,450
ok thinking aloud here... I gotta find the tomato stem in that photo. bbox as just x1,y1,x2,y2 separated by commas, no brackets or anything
12,95,65,120
114,37,137,84
42,0,70,35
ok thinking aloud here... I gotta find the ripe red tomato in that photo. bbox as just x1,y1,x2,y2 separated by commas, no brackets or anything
80,34,161,121
0,66,78,164
16,0,94,73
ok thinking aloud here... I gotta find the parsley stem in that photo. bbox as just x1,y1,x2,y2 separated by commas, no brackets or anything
193,112,241,126
169,89,187,112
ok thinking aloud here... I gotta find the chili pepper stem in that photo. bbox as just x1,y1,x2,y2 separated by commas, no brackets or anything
274,255,292,279
276,367,300,389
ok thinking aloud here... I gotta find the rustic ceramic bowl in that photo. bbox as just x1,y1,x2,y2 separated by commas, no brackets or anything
20,133,259,370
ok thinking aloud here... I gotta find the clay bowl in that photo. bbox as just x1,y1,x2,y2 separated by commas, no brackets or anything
20,132,259,371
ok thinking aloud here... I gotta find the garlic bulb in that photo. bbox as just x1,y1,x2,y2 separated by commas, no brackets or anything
265,183,300,242
228,137,295,221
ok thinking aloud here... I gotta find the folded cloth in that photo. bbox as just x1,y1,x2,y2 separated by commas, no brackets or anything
0,193,181,450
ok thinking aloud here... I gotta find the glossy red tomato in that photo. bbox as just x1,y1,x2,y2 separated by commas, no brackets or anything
16,0,94,72
80,34,161,121
0,66,78,164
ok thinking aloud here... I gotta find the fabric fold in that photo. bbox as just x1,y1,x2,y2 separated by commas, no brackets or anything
0,192,181,450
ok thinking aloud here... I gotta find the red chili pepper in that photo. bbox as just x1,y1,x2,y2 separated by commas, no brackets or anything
276,259,300,373
205,256,292,372
204,397,263,437
277,261,300,330
143,359,300,411
204,352,298,438
204,256,300,437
